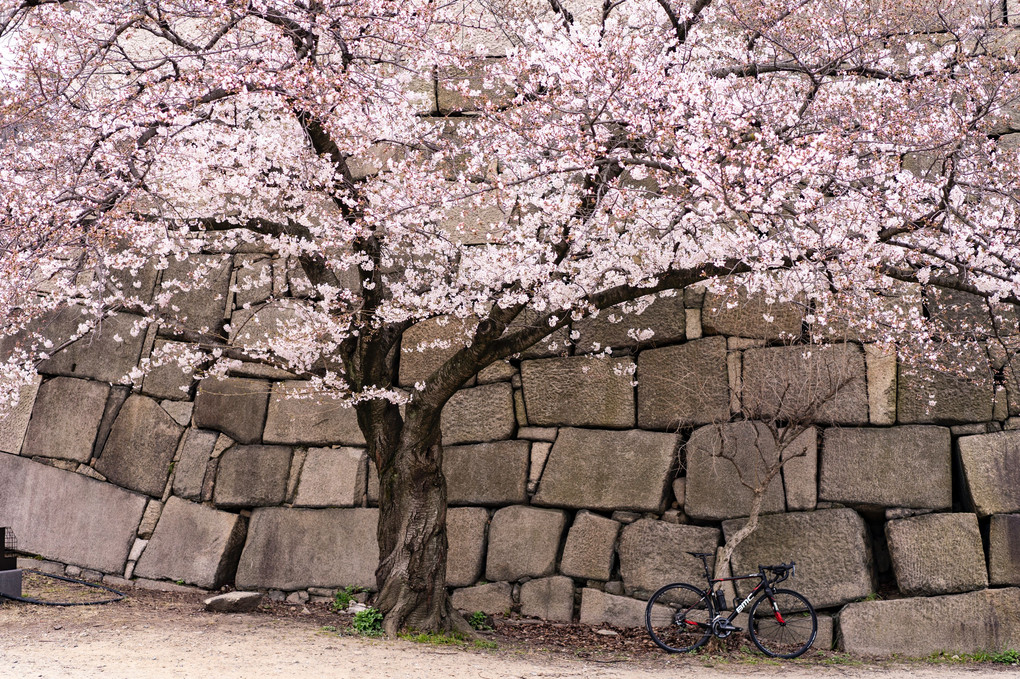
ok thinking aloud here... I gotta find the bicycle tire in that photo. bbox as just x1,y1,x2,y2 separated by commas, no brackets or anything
645,583,714,653
747,588,817,658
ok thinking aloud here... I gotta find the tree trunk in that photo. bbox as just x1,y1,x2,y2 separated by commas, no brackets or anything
371,413,472,635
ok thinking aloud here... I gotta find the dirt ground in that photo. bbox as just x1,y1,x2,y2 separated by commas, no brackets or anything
0,575,1016,679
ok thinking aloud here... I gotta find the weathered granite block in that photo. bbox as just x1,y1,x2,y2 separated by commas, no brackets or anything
520,576,575,623
560,511,621,581
898,343,994,423
865,344,897,425
398,316,473,386
95,395,185,497
193,377,270,444
618,519,720,597
444,440,529,506
573,293,686,353
701,287,803,340
723,509,874,608
886,513,987,596
158,254,232,333
38,311,150,384
684,422,786,521
172,429,219,500
741,344,869,425
838,588,1020,657
441,382,515,444
214,445,293,508
0,453,146,573
0,374,41,455
485,505,566,582
21,377,109,463
134,497,247,589
293,447,367,508
450,582,513,616
235,508,379,590
532,428,675,512
957,430,1020,516
637,337,729,429
139,340,197,401
520,356,635,428
820,426,952,509
579,588,672,628
233,254,273,309
782,427,817,511
447,507,488,588
989,514,1020,586
204,591,263,613
262,380,365,446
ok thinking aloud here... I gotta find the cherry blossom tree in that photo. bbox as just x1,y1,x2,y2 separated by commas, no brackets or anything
2,0,1019,632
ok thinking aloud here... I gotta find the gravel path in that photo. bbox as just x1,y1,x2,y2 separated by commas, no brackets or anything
1,591,1015,679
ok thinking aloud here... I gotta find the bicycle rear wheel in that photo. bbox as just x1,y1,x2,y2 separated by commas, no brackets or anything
747,588,817,658
644,583,714,653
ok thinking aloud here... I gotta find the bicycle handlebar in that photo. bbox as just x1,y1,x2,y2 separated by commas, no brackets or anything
757,561,796,583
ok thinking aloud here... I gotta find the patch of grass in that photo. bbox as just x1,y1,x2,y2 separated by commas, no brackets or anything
819,653,862,666
319,625,338,633
351,607,384,636
397,630,499,651
331,585,366,612
928,649,1020,665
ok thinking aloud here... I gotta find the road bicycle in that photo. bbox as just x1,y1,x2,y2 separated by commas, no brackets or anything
644,551,817,658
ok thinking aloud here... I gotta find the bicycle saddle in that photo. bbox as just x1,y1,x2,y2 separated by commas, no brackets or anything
686,551,712,558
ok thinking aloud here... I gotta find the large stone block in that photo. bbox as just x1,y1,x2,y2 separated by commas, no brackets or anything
235,508,379,590
0,374,41,454
886,513,987,596
579,588,673,629
20,377,109,463
865,344,897,425
441,382,515,445
520,356,635,428
172,429,218,500
637,337,729,429
447,507,488,588
560,511,621,581
293,447,367,508
485,505,566,582
450,582,513,616
684,422,786,521
520,576,575,623
723,509,874,609
134,496,247,589
444,440,529,506
95,395,185,497
573,293,686,354
139,340,197,401
958,430,1020,516
898,343,994,423
838,588,1020,657
618,519,720,597
193,377,270,444
0,453,146,573
233,254,273,309
989,514,1020,586
532,428,675,512
701,287,803,340
820,426,952,509
740,344,869,425
157,254,232,333
398,316,473,386
782,427,818,512
262,380,365,446
37,311,150,384
214,445,293,508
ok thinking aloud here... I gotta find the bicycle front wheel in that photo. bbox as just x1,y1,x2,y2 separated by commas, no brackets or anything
645,583,714,653
747,588,817,658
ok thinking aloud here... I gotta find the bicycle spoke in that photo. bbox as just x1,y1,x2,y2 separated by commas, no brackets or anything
645,583,713,653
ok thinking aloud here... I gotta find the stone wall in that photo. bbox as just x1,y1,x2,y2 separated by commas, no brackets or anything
2,246,1019,657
